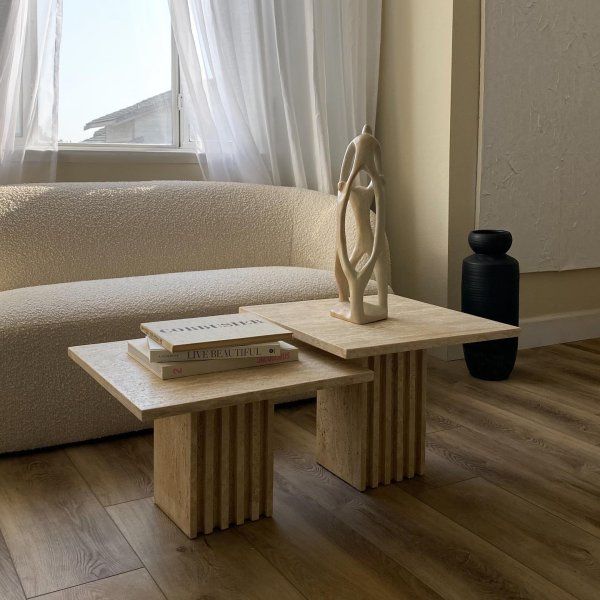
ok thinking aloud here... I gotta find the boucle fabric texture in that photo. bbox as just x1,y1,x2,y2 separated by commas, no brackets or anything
0,181,387,453
0,180,390,291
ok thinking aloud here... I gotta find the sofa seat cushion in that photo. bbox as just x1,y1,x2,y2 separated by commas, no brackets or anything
2,266,379,335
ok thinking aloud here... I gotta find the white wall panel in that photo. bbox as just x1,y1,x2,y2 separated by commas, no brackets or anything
479,0,600,272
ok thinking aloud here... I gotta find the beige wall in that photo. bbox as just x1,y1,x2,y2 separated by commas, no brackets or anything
521,270,600,318
376,0,454,308
56,151,203,182
447,0,481,311
376,0,480,313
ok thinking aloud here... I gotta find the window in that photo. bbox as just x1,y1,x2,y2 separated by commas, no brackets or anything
58,0,180,147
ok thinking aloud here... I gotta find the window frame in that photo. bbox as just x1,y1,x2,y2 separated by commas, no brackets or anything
58,22,184,152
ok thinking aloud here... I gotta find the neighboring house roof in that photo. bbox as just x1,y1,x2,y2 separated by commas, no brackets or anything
83,128,106,143
83,90,171,131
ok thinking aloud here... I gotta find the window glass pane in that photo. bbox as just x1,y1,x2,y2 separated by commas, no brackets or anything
58,0,173,145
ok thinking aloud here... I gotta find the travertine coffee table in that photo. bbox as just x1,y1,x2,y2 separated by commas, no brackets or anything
241,294,519,491
68,340,372,538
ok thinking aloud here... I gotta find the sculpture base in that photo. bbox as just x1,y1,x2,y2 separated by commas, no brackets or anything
330,301,387,325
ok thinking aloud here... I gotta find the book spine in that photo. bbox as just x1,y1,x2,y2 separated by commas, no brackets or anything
150,343,281,363
159,348,298,380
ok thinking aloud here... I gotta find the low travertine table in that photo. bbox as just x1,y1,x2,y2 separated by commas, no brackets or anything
68,340,372,538
241,294,519,491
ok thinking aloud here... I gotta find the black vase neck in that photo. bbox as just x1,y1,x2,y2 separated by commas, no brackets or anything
468,230,512,255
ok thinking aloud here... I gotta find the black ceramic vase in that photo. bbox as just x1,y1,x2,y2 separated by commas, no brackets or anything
462,230,519,380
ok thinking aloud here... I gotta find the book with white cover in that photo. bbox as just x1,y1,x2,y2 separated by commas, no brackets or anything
128,338,299,380
140,313,293,352
146,337,282,363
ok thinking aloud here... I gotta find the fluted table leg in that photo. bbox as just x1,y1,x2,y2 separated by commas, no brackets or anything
316,350,426,491
153,400,273,538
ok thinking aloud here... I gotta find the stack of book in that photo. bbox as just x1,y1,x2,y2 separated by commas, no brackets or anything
127,314,297,380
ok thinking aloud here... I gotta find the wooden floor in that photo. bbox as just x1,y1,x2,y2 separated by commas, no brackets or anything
1,339,599,599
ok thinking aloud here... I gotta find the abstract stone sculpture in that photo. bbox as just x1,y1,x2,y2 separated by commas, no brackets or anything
331,125,389,324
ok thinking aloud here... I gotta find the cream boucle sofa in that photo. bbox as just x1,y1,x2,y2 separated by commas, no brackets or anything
0,180,383,453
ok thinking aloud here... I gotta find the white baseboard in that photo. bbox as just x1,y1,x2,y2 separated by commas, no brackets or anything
429,307,600,361
518,308,600,349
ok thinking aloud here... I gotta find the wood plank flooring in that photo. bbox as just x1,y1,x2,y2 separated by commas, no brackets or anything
35,570,165,600
0,531,25,600
0,338,598,599
0,450,141,598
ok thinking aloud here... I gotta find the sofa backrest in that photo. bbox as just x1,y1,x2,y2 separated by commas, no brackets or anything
0,180,392,292
0,181,324,291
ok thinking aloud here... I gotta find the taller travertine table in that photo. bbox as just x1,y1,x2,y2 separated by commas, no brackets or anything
68,339,372,537
241,294,519,491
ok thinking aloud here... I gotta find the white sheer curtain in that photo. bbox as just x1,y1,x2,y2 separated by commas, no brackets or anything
0,0,62,185
169,0,381,194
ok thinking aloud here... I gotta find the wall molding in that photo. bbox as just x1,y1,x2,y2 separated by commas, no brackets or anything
431,307,600,361
517,308,600,350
